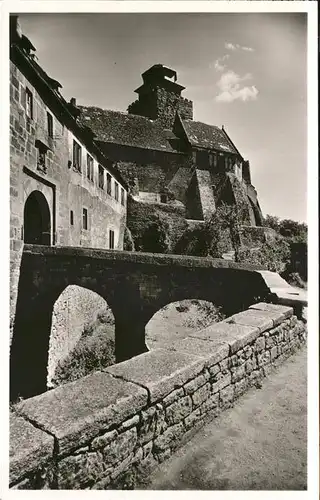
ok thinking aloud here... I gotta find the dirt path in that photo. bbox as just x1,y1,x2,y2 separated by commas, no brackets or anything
139,346,307,490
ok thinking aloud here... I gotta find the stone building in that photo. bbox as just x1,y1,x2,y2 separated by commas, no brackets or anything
78,64,264,229
9,16,128,336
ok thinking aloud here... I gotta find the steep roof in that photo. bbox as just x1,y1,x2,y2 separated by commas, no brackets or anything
77,106,178,153
181,119,239,155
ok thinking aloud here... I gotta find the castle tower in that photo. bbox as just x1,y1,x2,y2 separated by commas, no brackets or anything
128,64,193,128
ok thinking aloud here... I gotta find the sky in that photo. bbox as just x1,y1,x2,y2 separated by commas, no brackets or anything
18,13,308,222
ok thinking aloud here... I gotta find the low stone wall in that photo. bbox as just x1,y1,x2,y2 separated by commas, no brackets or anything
10,302,307,490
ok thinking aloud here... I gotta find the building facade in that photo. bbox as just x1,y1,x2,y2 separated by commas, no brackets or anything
10,16,127,335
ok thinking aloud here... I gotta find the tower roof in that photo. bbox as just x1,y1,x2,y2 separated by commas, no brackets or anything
134,63,185,94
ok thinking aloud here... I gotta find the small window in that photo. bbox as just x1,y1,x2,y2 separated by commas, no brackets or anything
121,188,125,206
87,154,94,182
82,208,88,230
115,182,119,202
73,140,82,172
98,165,104,189
213,154,217,168
160,193,167,204
26,88,33,119
37,149,46,172
35,140,48,173
70,210,74,226
107,173,112,195
109,229,115,250
47,112,53,138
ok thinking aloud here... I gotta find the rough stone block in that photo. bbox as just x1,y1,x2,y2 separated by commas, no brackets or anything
138,404,167,445
102,428,137,466
209,364,220,378
91,429,118,451
106,349,205,403
234,378,248,398
199,393,219,416
245,357,257,374
58,451,106,489
10,414,54,486
120,414,140,431
270,346,278,361
192,383,211,408
184,408,202,430
184,373,207,395
153,422,184,453
219,386,234,409
254,336,266,353
163,387,184,407
110,453,134,481
211,373,231,394
16,372,147,456
257,350,271,367
166,395,193,425
231,364,246,383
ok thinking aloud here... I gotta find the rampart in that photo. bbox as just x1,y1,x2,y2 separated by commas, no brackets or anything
10,302,307,490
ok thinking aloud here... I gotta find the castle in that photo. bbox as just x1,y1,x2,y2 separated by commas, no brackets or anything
78,63,263,228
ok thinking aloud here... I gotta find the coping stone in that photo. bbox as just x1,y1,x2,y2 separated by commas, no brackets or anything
191,321,260,350
15,371,148,457
105,349,205,403
10,413,54,485
164,336,230,367
223,310,276,331
249,302,293,319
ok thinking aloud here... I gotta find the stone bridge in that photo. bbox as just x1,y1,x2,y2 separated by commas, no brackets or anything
10,244,306,401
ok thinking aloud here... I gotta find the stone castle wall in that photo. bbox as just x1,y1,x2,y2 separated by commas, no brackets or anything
10,302,307,489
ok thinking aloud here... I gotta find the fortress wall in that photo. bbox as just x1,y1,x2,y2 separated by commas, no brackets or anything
10,302,306,490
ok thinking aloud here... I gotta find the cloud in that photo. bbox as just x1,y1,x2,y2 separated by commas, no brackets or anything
225,42,254,52
215,70,259,103
213,54,230,72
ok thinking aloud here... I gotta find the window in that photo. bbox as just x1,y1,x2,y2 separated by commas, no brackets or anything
98,165,104,189
82,208,88,230
213,154,217,168
121,188,125,206
109,229,115,250
73,140,82,172
115,182,119,202
26,88,33,119
107,173,112,195
160,193,167,204
35,139,48,174
47,112,53,138
87,154,94,182
70,210,74,226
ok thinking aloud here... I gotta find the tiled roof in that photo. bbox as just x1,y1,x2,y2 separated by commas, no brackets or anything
77,106,178,153
182,119,238,154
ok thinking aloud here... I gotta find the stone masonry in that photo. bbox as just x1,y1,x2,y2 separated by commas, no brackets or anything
10,302,307,489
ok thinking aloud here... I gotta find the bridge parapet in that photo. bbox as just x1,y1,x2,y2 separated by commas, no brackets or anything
10,302,307,489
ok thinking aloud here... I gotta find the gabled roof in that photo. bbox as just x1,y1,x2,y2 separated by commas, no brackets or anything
181,119,239,155
77,106,179,153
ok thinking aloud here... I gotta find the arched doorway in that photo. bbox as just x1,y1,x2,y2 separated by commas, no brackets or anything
24,190,51,245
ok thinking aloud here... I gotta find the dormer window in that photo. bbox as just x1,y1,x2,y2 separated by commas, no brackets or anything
160,193,168,204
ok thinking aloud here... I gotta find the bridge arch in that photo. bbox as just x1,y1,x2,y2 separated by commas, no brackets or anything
23,190,51,245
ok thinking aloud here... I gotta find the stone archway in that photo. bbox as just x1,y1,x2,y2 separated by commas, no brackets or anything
24,190,51,245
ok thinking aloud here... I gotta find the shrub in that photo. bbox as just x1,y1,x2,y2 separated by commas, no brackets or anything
237,239,291,273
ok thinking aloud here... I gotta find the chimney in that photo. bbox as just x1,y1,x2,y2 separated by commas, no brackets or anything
70,97,77,107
